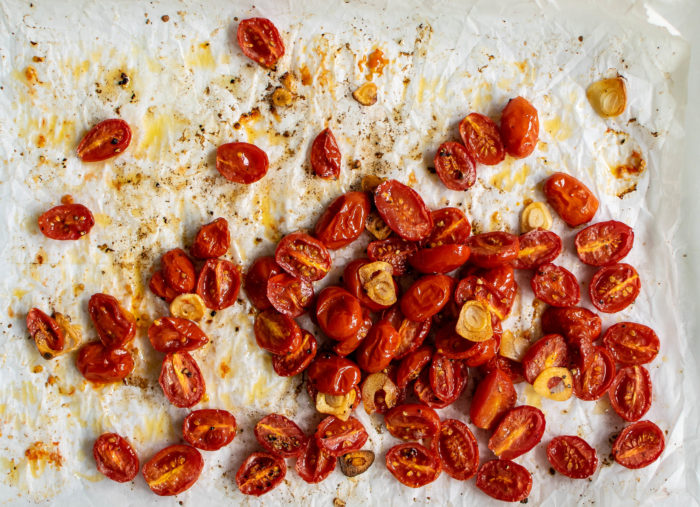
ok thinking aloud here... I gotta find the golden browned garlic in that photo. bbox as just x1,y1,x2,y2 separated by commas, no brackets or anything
456,300,493,342
521,202,553,232
53,313,82,355
586,77,627,118
316,389,357,421
365,210,392,240
170,293,206,321
352,82,378,106
358,262,396,306
361,372,399,414
533,366,573,401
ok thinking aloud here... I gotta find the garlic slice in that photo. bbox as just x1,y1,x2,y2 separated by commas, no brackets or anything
586,77,627,118
53,313,82,354
521,202,553,232
170,293,206,321
533,366,574,401
352,82,377,106
499,330,529,361
271,87,294,107
361,372,399,414
316,389,357,421
456,301,493,342
365,210,392,240
358,262,396,306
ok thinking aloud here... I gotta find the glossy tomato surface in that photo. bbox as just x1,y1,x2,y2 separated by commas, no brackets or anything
159,352,205,408
429,355,461,402
93,433,139,483
236,452,286,496
306,355,361,395
162,248,196,293
142,444,203,496
609,365,652,422
414,362,467,408
237,17,285,68
254,309,302,355
385,403,440,441
276,232,332,282
333,310,371,357
488,406,546,460
149,270,179,302
356,320,400,373
575,220,634,266
295,438,336,483
267,273,314,318
612,420,665,469
434,141,476,190
544,172,599,227
255,414,308,458
571,346,615,401
522,334,568,384
541,306,602,342
216,142,269,184
38,203,95,240
426,207,471,247
190,217,230,259
272,329,317,377
367,237,418,276
196,258,241,310
500,96,539,158
310,128,341,179
470,369,516,430
547,435,598,478
513,229,562,269
314,191,370,249
409,244,470,274
459,112,505,165
148,317,208,353
183,409,237,451
385,443,441,488
434,323,499,365
603,322,659,365
589,263,641,313
374,180,433,242
244,256,282,310
467,232,519,268
455,265,517,320
531,263,580,307
76,119,131,162
315,416,368,457
437,419,479,480
476,459,532,502
77,341,134,383
26,308,65,359
400,275,453,322
396,345,433,388
316,287,363,341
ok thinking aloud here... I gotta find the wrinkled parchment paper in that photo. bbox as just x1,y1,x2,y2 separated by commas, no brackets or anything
0,0,697,505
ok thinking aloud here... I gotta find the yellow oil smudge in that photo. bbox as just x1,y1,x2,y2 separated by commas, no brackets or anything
185,42,216,69
491,163,530,192
74,471,104,482
134,111,188,160
13,289,29,299
20,381,38,405
593,396,611,415
469,81,493,111
247,372,270,404
94,213,112,227
133,409,176,443
256,187,279,242
544,117,572,142
523,383,542,409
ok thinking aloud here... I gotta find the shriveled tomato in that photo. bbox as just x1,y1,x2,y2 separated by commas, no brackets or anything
142,444,203,496
612,420,665,469
589,263,641,313
316,287,363,341
149,270,179,302
488,406,545,460
344,258,396,311
522,334,568,384
414,362,467,408
77,119,131,162
237,17,285,68
467,232,519,268
183,409,237,450
544,172,599,227
426,207,471,247
385,403,440,441
93,433,139,483
272,329,317,377
547,435,598,478
476,459,532,502
216,142,269,184
396,346,433,388
148,317,208,353
434,141,477,190
190,217,230,259
541,306,602,342
38,203,95,240
276,232,332,282
314,191,370,249
603,322,659,365
575,220,634,266
159,351,205,408
386,443,441,488
571,346,615,401
470,369,516,430
310,128,341,179
307,355,361,395
162,248,196,293
255,414,308,458
27,308,65,360
196,258,241,310
459,112,505,165
400,274,453,322
513,229,562,269
437,419,479,480
409,244,470,274
295,438,336,483
356,320,400,373
434,322,499,365
244,256,282,310
315,416,368,457
374,179,433,242
531,263,580,307
500,96,539,158
480,356,525,384
267,273,314,318
333,310,371,357
609,365,652,422
77,342,134,383
455,265,517,320
429,355,461,402
236,452,286,496
254,308,302,355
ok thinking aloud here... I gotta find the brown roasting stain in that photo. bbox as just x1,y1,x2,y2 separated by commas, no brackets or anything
25,441,63,469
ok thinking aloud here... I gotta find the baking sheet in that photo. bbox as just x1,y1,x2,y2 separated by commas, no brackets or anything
0,0,697,505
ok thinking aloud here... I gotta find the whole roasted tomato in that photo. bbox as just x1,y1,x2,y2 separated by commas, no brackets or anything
306,355,361,396
38,203,95,240
374,180,433,242
409,244,471,274
400,275,453,322
500,96,539,158
77,341,134,383
314,192,370,249
237,17,285,68
356,320,400,373
148,317,209,353
544,172,598,227
316,287,363,341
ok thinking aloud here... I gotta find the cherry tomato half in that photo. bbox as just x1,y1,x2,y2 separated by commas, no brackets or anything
467,232,519,268
437,419,479,480
392,313,432,359
500,96,539,158
603,322,659,365
571,346,615,401
547,435,598,479
609,365,652,422
38,203,95,240
316,287,363,341
272,329,317,377
476,459,532,502
612,420,665,469
149,270,179,302
455,265,517,320
237,17,285,68
434,141,476,190
162,248,196,293
310,128,341,180
333,310,371,357
236,452,286,496
541,306,602,342
315,416,368,457
276,232,332,282
295,438,336,483
254,308,302,355
385,403,440,441
544,172,599,227
314,191,370,249
409,244,471,274
244,256,282,310
513,229,562,270
374,180,433,242
77,341,134,383
459,112,505,165
396,345,433,389
196,258,241,310
76,119,131,162
267,273,314,318
488,406,546,460
470,369,516,430
306,355,361,396
93,433,139,483
414,361,467,409
426,207,471,247
183,409,237,451
589,263,641,313
142,444,203,496
434,322,499,365
575,220,634,266
190,217,230,259
400,274,453,322
531,263,580,307
148,317,209,353
367,237,418,276
522,334,568,384
386,443,441,488
255,414,308,458
480,355,525,384
430,355,462,402
344,258,396,311
27,308,65,360
216,142,269,184
159,352,205,408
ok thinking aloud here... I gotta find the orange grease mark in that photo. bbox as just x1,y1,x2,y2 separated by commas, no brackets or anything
300,65,312,86
612,151,645,179
219,362,231,378
25,441,63,471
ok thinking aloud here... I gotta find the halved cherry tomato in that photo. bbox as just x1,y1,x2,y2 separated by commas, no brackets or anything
255,414,308,458
541,306,602,342
374,180,433,242
316,287,363,341
513,229,562,269
148,317,208,353
455,265,517,320
437,419,479,480
414,362,467,408
396,345,433,389
547,435,598,478
315,416,368,457
236,452,286,496
159,352,205,408
476,459,532,502
385,403,440,441
467,232,519,268
612,420,665,469
149,270,179,302
544,172,599,227
426,207,471,247
310,128,341,180
254,309,302,355
183,409,237,450
434,322,499,365
589,263,641,313
480,356,525,384
459,112,505,165
434,141,476,190
306,355,361,395
162,248,196,293
267,273,314,318
522,334,568,384
190,217,230,259
244,256,282,310
500,96,539,158
76,119,131,162
77,341,133,383
575,220,634,266
470,369,516,430
571,346,615,401
272,329,317,377
38,203,95,240
488,406,545,460
344,258,397,311
216,142,269,184
386,443,441,488
409,244,470,274
603,322,659,365
142,444,203,496
295,438,336,483
367,237,418,276
196,258,241,310
93,433,139,483
383,306,432,359
27,308,65,360
237,17,285,68
400,275,453,322
531,263,580,307
314,191,370,249
276,232,332,282
333,310,371,357
609,365,652,422
430,355,461,402
356,320,400,373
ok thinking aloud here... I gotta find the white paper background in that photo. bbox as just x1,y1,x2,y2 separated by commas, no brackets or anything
0,0,698,505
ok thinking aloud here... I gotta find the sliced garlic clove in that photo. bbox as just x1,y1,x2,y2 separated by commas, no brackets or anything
271,87,294,107
53,313,82,354
365,210,392,240
456,301,493,342
316,389,357,421
521,202,553,232
533,366,573,401
361,372,398,414
352,82,377,106
499,330,530,361
170,293,206,321
586,77,627,118
280,71,297,93
358,262,397,306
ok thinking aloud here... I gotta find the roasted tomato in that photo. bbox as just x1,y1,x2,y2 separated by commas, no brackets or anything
93,433,139,483
414,361,467,408
500,96,539,158
190,217,230,259
307,355,361,396
315,416,368,457
77,342,134,383
356,320,400,373
426,207,471,247
159,352,205,408
27,308,65,359
295,438,336,483
38,203,95,240
434,322,499,365
571,346,615,401
383,306,432,359
244,256,282,310
374,180,433,242
455,265,517,320
236,452,286,496
149,270,179,302
434,141,477,190
603,322,659,365
543,172,599,227
480,355,525,384
344,258,396,311
589,263,641,313
385,403,440,441
314,192,370,249
547,435,598,478
476,459,532,502
396,345,433,389
310,128,341,179
316,287,363,341
76,119,131,162
470,369,516,430
522,334,568,384
196,258,241,310
531,263,580,307
148,317,208,353
276,232,332,282
488,406,546,460
267,273,314,318
216,142,269,184
609,365,652,422
429,355,462,402
333,310,371,357
575,220,634,266
255,414,308,458
385,443,441,488
272,329,317,377
437,419,479,480
254,309,302,355
459,112,505,165
612,420,665,469
367,237,418,276
400,275,453,322
513,229,562,269
162,248,196,293
142,445,203,496
236,17,285,68
467,232,519,268
409,244,471,274
183,409,237,451
541,306,602,342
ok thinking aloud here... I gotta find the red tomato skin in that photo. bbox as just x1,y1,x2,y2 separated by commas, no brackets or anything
316,287,363,341
603,322,659,365
149,270,179,302
437,419,479,480
183,409,237,451
455,265,517,320
609,365,652,422
367,237,418,276
522,334,568,384
575,220,634,266
254,309,302,355
500,96,539,158
396,345,433,389
190,217,230,259
544,172,599,227
385,403,441,441
159,352,206,408
531,263,581,307
162,248,196,293
344,258,396,311
244,256,282,310
26,308,65,359
374,180,433,242
434,322,499,365
314,192,370,249
295,438,336,483
459,112,506,166
148,317,209,353
236,17,285,68
142,445,203,496
409,244,471,274
541,306,602,342
216,142,269,184
612,420,665,469
488,406,546,460
414,361,467,409
255,414,307,458
356,320,401,373
572,346,616,401
385,443,442,488
93,433,139,483
470,369,516,430
333,309,371,357
272,329,317,377
400,274,453,322
196,258,241,310
589,263,641,313
477,459,532,502
513,229,562,269
236,452,286,496
38,203,95,240
426,207,471,247
275,232,332,282
429,355,461,402
383,306,432,359
267,273,314,318
547,435,598,479
434,141,477,190
76,119,131,162
480,355,525,384
310,128,341,179
306,355,361,396
467,232,519,268
315,416,368,457
76,342,134,383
